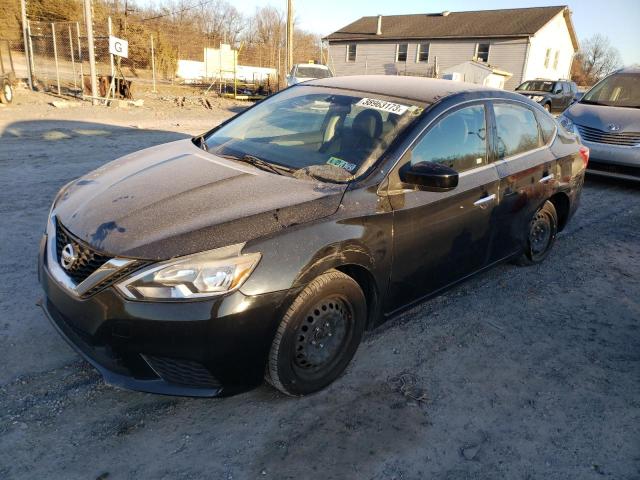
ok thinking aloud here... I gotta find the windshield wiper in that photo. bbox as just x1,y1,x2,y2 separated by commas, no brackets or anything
580,99,608,106
220,153,293,176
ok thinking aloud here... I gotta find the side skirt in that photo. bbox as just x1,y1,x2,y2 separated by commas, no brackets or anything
382,250,522,320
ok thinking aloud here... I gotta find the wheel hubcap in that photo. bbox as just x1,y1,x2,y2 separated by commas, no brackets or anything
294,297,350,371
4,85,11,101
529,212,551,255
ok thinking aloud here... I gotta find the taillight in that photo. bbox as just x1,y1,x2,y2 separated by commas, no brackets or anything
579,146,589,168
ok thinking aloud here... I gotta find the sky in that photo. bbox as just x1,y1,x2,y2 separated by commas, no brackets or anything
233,0,640,65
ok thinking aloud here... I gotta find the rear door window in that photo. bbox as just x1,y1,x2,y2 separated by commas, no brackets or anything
493,103,542,159
534,110,557,144
410,104,487,173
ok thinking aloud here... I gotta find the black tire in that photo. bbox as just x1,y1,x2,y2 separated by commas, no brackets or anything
0,81,13,104
266,269,366,396
516,200,558,266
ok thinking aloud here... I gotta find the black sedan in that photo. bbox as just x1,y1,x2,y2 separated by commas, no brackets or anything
39,76,589,397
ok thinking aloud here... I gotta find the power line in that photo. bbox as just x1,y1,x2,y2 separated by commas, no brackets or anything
139,0,218,22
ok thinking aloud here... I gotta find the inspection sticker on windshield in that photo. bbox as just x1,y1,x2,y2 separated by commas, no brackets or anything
356,98,409,115
327,157,357,172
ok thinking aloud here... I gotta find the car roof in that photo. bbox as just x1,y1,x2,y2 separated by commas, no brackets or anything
305,75,498,104
296,64,330,69
614,66,640,74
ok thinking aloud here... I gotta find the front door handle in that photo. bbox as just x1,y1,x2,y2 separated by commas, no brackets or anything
539,173,555,183
473,193,496,208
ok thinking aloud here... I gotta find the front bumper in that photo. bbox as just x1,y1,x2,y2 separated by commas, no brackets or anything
39,234,294,397
583,140,640,181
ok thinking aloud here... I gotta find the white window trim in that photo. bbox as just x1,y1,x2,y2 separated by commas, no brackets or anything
416,43,430,63
396,43,408,63
346,43,357,62
544,48,551,68
475,43,490,62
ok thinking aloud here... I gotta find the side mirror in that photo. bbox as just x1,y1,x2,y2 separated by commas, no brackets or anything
399,161,459,192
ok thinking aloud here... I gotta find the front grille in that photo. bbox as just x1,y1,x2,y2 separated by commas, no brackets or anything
576,124,640,147
54,219,151,295
587,160,640,179
144,355,221,389
82,260,151,297
55,219,112,284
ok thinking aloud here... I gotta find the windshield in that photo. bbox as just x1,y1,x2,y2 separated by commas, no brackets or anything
581,73,640,108
516,80,555,92
204,85,424,182
296,66,332,78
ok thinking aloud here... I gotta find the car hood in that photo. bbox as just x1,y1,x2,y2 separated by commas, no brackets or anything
564,102,640,131
53,139,346,259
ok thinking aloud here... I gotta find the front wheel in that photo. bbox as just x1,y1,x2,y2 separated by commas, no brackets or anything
543,103,551,113
266,270,366,396
0,81,13,104
516,200,558,266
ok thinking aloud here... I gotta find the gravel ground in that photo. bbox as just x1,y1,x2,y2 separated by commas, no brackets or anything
1,89,639,480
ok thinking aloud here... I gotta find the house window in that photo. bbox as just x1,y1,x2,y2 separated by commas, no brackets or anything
396,43,408,62
544,48,551,68
475,43,490,62
553,50,560,69
417,43,430,62
346,43,357,62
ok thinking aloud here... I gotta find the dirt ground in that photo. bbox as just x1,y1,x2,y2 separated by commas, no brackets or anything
0,87,639,480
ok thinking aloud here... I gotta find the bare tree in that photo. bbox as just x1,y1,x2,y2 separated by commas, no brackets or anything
250,6,284,68
573,34,622,85
198,0,244,46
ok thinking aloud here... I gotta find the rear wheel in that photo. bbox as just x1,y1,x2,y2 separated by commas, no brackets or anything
266,270,366,396
516,200,558,266
0,81,13,104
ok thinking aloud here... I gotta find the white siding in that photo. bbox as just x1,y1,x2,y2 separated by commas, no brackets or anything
328,37,529,90
523,11,575,82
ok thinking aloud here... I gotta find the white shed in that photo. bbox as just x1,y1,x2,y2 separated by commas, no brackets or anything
442,60,512,89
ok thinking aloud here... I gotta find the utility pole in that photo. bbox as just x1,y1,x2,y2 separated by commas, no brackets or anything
20,0,33,90
83,0,98,104
286,0,293,75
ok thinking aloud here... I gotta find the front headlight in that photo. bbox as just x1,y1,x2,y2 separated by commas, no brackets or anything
116,243,261,301
531,95,544,102
558,114,578,135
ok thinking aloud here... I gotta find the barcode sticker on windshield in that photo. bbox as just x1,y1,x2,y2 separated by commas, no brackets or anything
356,98,409,115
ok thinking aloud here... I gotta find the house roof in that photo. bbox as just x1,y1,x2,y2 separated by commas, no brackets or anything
325,5,579,50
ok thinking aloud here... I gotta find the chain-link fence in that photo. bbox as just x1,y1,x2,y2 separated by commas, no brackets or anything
13,0,330,102
27,20,85,95
25,16,287,100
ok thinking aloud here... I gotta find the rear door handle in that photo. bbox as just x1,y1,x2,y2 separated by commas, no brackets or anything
539,173,555,183
473,193,496,207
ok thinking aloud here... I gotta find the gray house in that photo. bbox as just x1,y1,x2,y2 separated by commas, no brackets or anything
324,6,579,90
